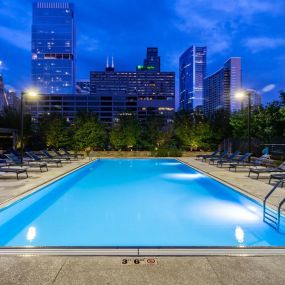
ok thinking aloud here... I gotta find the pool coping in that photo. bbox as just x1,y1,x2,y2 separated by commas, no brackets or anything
1,157,285,256
1,247,285,256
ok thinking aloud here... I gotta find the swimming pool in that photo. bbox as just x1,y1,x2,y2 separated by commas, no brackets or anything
0,158,285,251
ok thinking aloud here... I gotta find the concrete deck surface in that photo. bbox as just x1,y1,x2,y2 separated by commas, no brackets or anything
1,256,285,285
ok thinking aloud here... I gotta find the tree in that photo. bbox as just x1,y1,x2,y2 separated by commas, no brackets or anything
174,111,216,151
110,115,140,150
139,115,169,150
73,112,105,154
0,107,34,149
40,114,71,149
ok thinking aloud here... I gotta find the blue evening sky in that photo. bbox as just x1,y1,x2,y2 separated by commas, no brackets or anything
0,0,284,106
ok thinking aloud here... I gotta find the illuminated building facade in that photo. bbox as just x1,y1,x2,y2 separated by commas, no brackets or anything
179,46,207,111
31,2,75,94
203,57,242,117
90,48,175,123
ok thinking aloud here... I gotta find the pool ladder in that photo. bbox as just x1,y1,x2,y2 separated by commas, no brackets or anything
263,180,285,232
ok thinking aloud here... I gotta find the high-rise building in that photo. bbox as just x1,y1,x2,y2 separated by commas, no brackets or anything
179,46,207,111
0,75,5,111
0,75,20,111
76,80,90,94
203,57,242,117
90,48,175,123
137,47,161,72
31,2,75,94
27,48,175,124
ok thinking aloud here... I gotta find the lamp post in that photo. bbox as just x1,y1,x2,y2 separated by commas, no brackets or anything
236,90,252,160
20,90,38,164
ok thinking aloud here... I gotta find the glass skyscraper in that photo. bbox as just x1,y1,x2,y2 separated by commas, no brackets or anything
179,46,207,111
203,57,242,117
32,2,75,94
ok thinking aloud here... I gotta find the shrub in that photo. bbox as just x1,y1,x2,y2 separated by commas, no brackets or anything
151,146,182,157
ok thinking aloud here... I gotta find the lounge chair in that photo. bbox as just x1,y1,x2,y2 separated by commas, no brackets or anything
0,166,28,179
228,153,253,172
51,148,71,163
269,173,285,185
208,150,228,165
248,162,285,180
216,151,241,167
26,151,62,167
60,147,84,160
229,154,271,170
5,153,48,172
196,150,219,161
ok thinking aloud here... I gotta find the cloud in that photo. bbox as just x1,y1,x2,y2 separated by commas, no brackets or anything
173,0,284,54
262,84,276,93
243,37,285,53
78,35,100,52
0,26,30,50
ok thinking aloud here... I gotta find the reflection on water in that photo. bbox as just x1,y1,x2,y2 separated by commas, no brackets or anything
163,173,205,180
235,226,245,244
26,227,37,242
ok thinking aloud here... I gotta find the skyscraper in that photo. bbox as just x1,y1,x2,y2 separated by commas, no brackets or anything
31,2,75,94
203,57,242,117
0,75,5,111
27,48,175,124
137,47,161,72
179,46,207,111
90,48,175,123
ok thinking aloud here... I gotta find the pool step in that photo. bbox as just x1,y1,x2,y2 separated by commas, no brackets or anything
263,180,285,233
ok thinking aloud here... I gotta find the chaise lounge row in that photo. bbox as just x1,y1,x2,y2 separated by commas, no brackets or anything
196,149,285,184
0,148,84,180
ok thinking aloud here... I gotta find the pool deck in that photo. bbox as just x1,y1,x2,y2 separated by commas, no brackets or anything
1,156,285,284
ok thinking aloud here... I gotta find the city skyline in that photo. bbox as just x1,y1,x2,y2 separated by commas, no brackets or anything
0,0,284,106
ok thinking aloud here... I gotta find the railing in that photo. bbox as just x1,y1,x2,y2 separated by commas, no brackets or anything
263,180,285,232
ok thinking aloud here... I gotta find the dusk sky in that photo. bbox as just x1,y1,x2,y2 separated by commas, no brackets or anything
0,0,284,105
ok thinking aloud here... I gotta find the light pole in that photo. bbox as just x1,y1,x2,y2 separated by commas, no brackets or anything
20,90,38,164
236,90,252,160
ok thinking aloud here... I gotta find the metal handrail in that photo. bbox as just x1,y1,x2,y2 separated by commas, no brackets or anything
263,180,283,218
278,198,285,232
263,180,285,232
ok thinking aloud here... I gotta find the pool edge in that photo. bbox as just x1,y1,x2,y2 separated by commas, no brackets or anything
1,247,285,256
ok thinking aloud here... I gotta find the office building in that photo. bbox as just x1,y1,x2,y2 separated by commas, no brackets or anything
76,80,90,94
28,48,175,123
0,76,20,111
179,46,207,111
203,57,242,117
31,2,75,94
136,47,161,72
90,48,175,123
0,75,4,110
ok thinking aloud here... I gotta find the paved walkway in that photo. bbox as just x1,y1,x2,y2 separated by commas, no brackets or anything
1,256,285,285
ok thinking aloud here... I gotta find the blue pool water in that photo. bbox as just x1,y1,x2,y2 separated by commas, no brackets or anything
0,158,285,247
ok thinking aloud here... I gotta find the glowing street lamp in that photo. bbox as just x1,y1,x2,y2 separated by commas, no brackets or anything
235,89,252,160
20,89,39,164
